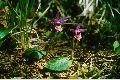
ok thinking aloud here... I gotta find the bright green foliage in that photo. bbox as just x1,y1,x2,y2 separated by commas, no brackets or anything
0,28,12,47
0,28,10,40
24,48,47,59
46,56,72,71
113,41,120,54
113,41,120,50
114,46,120,54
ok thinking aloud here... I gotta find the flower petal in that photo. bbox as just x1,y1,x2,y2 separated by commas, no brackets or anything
74,33,82,41
59,17,67,23
50,17,67,25
79,29,87,32
55,25,63,32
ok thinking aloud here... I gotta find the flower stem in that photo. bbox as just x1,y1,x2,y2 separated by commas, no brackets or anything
71,38,75,60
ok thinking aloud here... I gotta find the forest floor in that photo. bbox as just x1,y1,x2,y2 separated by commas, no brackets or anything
0,7,120,79
0,37,120,79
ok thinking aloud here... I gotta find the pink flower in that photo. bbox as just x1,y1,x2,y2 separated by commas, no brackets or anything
74,33,82,41
70,24,87,41
55,25,63,32
70,24,87,34
50,17,67,25
50,17,67,32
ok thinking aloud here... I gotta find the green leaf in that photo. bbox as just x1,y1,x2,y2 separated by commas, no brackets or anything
37,5,50,18
24,48,47,59
0,0,5,9
55,32,63,38
46,56,72,71
0,28,10,40
45,31,51,38
0,28,12,47
115,46,120,54
113,41,119,51
37,12,43,17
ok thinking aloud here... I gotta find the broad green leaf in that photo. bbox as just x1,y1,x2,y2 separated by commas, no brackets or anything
115,46,120,54
0,29,8,40
0,28,12,47
24,48,47,59
113,41,119,50
46,56,72,71
0,28,12,40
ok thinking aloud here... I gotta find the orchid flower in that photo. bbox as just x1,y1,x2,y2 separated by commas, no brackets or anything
70,24,87,35
54,25,63,32
70,24,87,41
74,33,82,41
50,17,67,25
50,17,67,32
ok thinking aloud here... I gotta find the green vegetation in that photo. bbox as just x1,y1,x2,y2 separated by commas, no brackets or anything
0,0,120,79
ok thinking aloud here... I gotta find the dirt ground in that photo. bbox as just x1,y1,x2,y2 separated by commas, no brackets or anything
0,41,120,79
